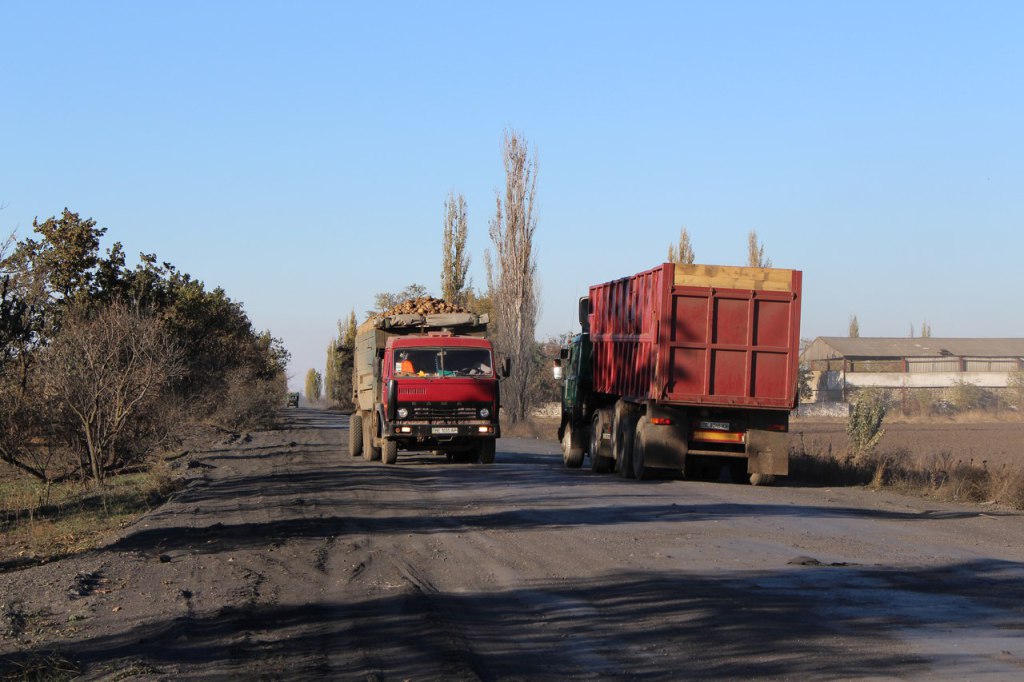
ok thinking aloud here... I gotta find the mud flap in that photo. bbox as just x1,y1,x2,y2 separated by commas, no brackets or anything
746,430,789,476
637,418,688,469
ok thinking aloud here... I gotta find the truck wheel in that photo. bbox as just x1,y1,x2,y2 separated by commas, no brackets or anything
561,423,585,468
749,473,776,486
478,439,496,464
589,410,614,473
613,402,636,479
632,419,652,480
362,416,381,462
348,413,363,457
382,438,398,465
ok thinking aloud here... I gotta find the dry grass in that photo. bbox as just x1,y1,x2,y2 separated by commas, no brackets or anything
0,461,181,570
0,650,81,681
500,415,559,440
789,437,1024,510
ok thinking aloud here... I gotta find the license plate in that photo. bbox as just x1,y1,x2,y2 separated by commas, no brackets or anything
432,427,459,435
699,421,730,431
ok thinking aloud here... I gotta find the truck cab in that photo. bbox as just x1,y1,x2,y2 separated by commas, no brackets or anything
381,335,501,461
351,312,507,465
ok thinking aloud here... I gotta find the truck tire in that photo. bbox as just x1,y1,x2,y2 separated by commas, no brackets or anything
590,410,614,473
749,473,776,486
612,401,636,479
363,416,381,462
382,438,398,465
561,423,585,468
348,413,363,457
478,439,496,464
632,418,652,480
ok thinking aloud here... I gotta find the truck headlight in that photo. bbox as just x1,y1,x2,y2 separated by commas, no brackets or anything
479,407,490,418
397,408,408,419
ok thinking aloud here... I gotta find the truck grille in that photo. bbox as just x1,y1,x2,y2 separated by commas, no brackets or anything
405,403,484,420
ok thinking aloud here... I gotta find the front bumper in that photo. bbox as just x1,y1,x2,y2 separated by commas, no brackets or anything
384,422,500,441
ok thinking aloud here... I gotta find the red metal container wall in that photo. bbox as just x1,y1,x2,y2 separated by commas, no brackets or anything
589,263,802,409
589,264,666,401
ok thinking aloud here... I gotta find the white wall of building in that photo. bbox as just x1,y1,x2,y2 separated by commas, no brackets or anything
839,371,1010,389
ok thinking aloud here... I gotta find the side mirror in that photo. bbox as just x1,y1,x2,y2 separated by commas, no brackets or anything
559,347,569,360
373,360,381,380
386,379,397,420
502,357,511,378
552,360,563,381
578,296,591,332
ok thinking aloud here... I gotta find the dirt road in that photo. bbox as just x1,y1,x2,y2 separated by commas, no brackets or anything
3,408,1024,680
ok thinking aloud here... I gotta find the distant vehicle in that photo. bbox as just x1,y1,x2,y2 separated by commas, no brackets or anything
554,262,802,485
287,392,300,407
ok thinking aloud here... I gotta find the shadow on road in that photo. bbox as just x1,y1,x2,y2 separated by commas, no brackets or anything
9,559,1024,679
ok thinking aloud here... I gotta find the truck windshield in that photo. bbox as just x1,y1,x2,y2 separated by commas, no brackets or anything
394,348,492,377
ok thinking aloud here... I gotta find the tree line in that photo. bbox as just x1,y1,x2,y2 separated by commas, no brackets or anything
314,130,546,421
0,209,289,484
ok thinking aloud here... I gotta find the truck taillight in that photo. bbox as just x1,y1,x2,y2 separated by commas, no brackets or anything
767,424,787,432
650,417,673,426
478,426,493,434
692,430,745,443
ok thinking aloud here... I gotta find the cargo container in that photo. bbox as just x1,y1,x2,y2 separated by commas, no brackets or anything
352,312,508,465
555,262,802,484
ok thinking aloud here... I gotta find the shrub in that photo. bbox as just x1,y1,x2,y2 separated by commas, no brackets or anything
846,388,887,463
212,368,287,431
948,379,986,412
911,388,936,416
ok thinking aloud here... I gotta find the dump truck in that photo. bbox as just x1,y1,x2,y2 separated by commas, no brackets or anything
555,262,802,484
351,311,508,465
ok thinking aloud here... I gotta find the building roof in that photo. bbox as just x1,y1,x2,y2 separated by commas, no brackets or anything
809,337,1024,359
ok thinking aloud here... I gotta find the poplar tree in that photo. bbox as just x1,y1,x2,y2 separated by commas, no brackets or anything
325,310,358,407
849,315,860,338
441,191,470,305
487,129,539,423
324,339,337,403
747,230,771,268
667,226,695,265
305,368,322,403
343,310,357,347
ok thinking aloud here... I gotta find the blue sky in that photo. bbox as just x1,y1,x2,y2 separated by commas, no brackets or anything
2,1,1022,389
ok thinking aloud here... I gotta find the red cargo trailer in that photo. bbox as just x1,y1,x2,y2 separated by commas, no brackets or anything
556,262,802,484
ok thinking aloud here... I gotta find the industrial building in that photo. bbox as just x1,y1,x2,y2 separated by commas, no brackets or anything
800,337,1024,403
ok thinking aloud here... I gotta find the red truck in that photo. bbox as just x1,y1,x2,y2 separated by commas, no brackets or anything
555,262,802,484
350,312,508,465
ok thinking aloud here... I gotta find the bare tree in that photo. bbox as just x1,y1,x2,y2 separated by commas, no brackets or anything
849,315,860,338
441,191,471,305
372,283,430,315
487,130,539,423
747,230,771,268
43,303,183,482
667,226,695,265
921,320,932,337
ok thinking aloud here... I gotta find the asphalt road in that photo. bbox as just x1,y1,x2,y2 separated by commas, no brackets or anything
3,407,1024,680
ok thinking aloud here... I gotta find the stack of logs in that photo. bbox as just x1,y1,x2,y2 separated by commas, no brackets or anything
376,297,470,318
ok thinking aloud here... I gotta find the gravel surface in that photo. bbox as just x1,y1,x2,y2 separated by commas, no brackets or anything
2,407,1024,680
